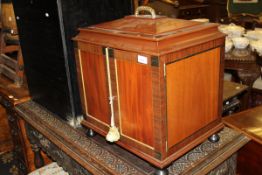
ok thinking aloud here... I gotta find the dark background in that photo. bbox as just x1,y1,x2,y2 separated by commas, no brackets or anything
12,0,133,120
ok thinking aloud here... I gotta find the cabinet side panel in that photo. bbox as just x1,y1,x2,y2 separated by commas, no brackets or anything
117,60,154,147
80,51,110,125
167,48,221,148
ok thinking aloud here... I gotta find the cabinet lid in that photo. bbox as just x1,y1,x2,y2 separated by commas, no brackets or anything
87,15,202,38
74,9,224,56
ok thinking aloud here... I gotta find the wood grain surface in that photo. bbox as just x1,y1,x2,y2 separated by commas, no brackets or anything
0,76,30,106
237,140,262,175
0,104,13,153
75,16,225,168
117,59,154,147
223,105,262,144
223,81,248,102
80,51,110,125
166,48,221,148
18,119,52,172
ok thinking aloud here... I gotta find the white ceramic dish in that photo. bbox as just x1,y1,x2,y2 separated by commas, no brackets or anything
225,39,233,53
244,30,262,41
255,28,262,31
218,24,245,37
231,37,249,49
250,40,262,56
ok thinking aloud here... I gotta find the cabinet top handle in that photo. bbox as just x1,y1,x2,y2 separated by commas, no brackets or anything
135,6,156,19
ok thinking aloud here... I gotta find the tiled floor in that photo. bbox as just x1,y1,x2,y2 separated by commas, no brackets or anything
0,151,19,175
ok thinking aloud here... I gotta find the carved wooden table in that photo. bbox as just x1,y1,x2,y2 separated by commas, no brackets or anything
14,101,250,175
0,75,30,174
225,48,261,108
225,48,261,88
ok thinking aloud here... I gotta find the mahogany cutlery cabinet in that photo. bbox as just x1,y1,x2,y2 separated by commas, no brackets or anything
74,13,225,168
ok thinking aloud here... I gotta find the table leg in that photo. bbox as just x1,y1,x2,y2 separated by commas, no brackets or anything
237,68,261,107
25,124,45,168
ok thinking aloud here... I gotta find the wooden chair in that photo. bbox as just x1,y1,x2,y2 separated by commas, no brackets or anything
0,2,25,87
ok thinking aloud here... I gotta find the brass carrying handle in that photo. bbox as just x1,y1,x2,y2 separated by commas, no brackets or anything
135,6,156,19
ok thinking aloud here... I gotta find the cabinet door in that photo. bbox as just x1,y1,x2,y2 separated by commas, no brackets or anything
79,50,110,125
116,58,154,147
166,48,221,148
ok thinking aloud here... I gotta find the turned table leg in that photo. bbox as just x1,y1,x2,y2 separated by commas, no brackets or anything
25,123,45,168
31,143,44,168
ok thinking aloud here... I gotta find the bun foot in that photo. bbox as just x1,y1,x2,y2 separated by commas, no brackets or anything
208,133,220,143
154,168,168,175
86,128,96,137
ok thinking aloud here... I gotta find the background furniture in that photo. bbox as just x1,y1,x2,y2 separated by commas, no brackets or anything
206,0,228,23
0,75,52,174
223,81,248,116
178,3,209,19
145,0,209,19
227,0,262,29
225,48,260,87
0,1,25,87
223,105,262,145
11,0,134,123
147,0,179,18
223,105,262,175
224,48,261,107
0,75,30,174
0,103,12,153
236,140,262,175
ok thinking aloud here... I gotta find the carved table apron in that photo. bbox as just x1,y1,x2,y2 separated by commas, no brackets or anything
15,101,250,175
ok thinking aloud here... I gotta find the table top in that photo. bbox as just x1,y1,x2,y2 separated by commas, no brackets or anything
0,75,30,106
223,105,262,145
223,80,248,101
225,48,256,62
224,48,259,72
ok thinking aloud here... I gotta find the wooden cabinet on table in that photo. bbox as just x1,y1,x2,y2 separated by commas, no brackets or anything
74,8,225,169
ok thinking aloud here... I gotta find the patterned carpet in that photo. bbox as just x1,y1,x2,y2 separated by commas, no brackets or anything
0,151,19,175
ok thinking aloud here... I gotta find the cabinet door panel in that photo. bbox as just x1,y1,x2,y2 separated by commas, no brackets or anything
116,59,154,147
167,48,221,148
80,51,110,125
